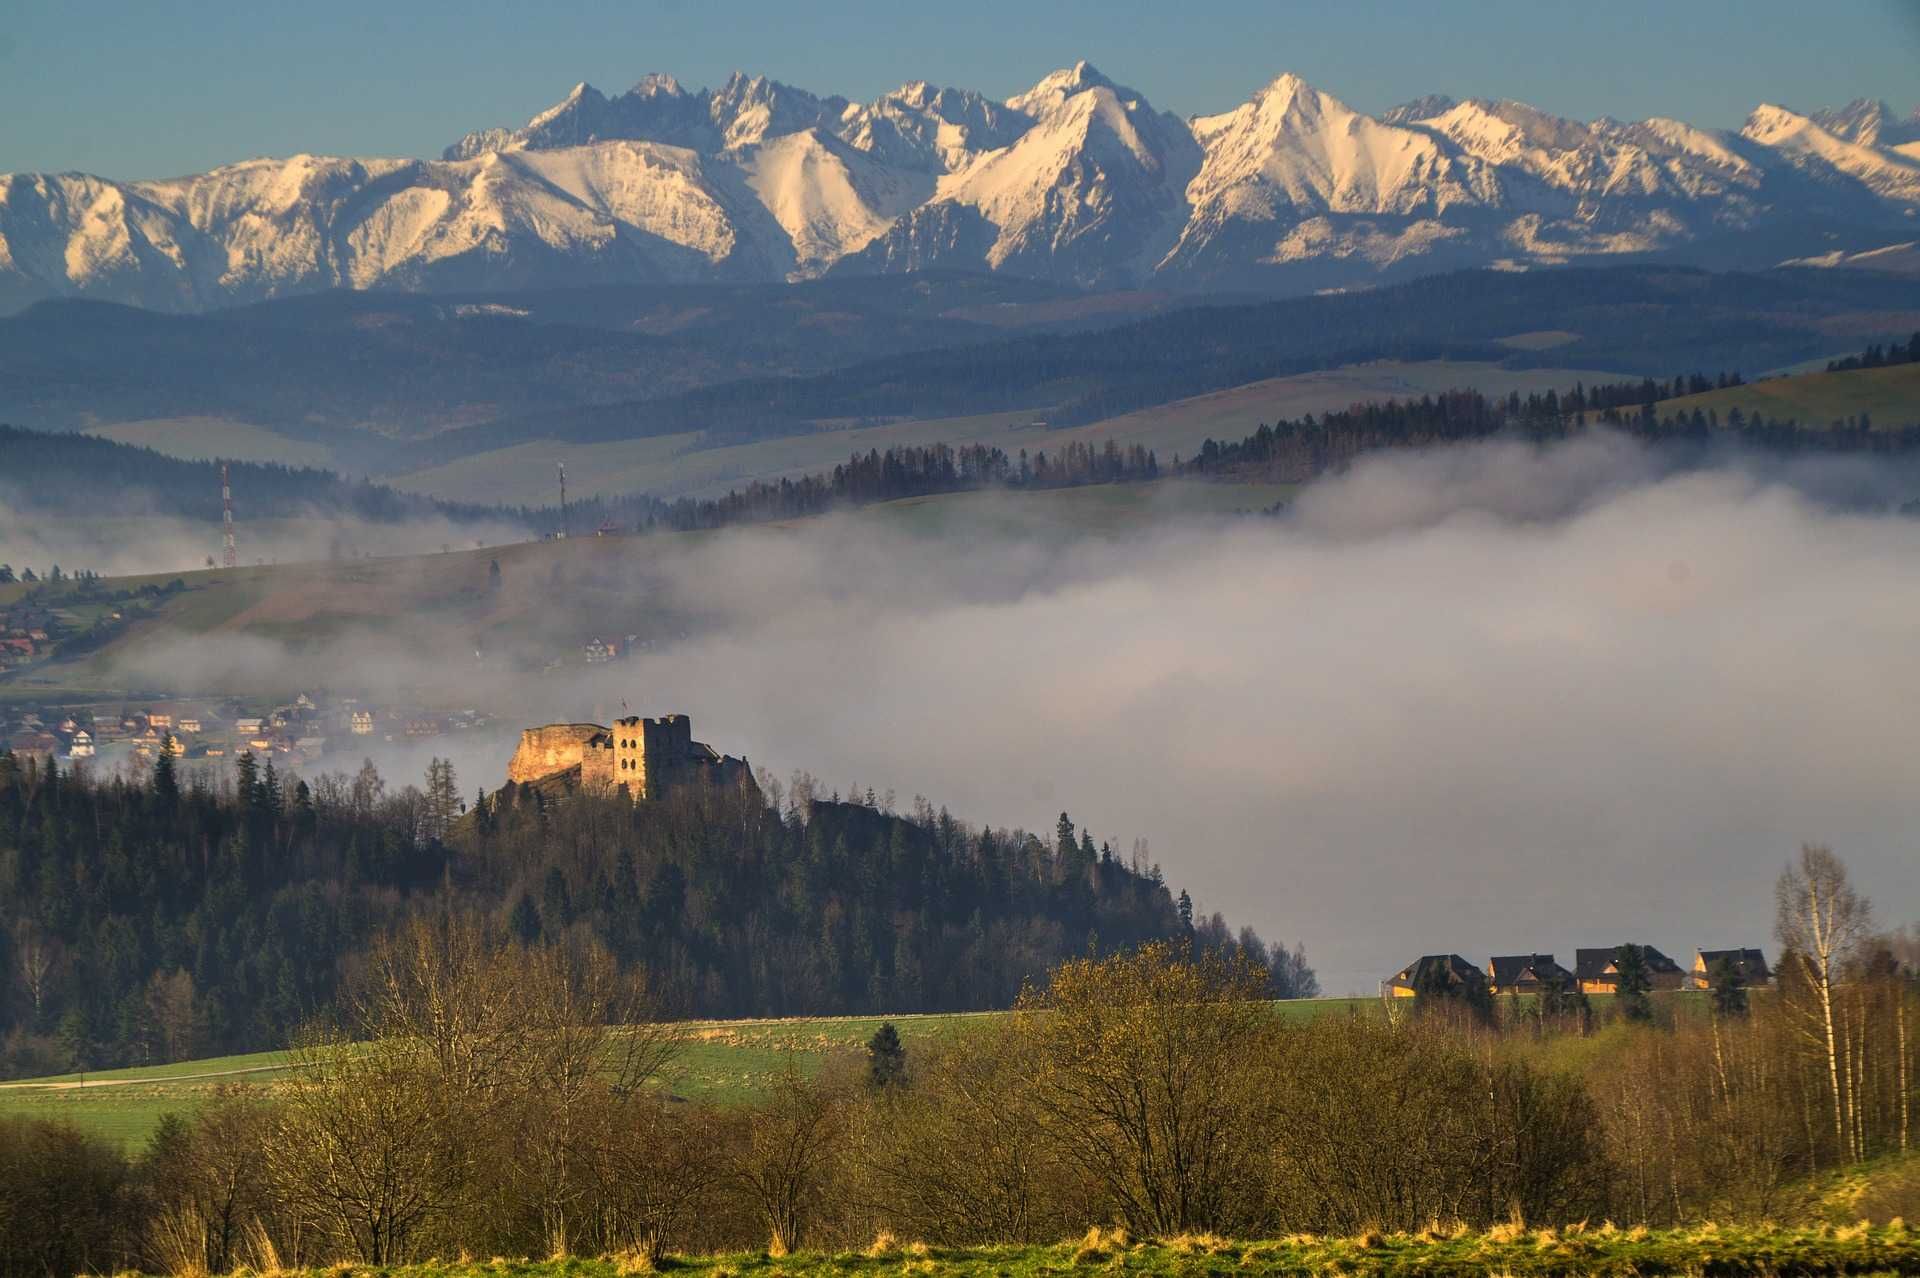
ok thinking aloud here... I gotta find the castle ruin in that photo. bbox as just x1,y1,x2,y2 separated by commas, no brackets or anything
506,713,751,799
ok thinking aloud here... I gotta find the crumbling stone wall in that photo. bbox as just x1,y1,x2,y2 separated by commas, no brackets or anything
506,723,606,785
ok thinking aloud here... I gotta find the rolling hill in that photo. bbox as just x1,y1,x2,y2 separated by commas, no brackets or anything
1661,360,1920,426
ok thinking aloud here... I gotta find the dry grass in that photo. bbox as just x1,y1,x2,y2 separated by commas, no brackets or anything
129,1221,1920,1278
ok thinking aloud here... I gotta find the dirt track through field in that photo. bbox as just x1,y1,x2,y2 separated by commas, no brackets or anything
0,1062,295,1091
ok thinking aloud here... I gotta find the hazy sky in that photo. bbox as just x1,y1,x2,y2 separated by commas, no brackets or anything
4,0,1917,180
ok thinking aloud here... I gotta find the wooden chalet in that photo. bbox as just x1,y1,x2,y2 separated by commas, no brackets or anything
1383,954,1486,998
1486,953,1573,995
1691,948,1771,989
1574,945,1686,994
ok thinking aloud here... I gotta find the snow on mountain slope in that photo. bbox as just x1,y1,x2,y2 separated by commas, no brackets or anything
842,62,1200,285
1809,99,1920,150
1742,104,1920,203
1419,100,1761,211
835,81,1031,172
5,65,1920,311
1186,75,1504,218
735,129,935,271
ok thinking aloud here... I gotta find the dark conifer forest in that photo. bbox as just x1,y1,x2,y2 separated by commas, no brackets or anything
0,749,1313,1077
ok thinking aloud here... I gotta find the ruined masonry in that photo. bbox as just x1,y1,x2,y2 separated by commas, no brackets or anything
506,713,751,799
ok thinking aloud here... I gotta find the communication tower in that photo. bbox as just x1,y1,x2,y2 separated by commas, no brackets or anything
220,463,238,568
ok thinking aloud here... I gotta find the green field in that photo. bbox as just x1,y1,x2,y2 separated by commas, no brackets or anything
96,1224,1920,1278
0,1001,1378,1149
388,361,1619,506
82,416,339,467
1663,362,1920,428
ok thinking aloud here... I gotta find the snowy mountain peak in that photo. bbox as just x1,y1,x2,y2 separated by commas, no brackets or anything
630,73,689,99
9,64,1920,313
1007,61,1124,118
1377,94,1457,126
1741,103,1814,144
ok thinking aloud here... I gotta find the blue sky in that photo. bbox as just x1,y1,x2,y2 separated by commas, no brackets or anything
4,0,1918,179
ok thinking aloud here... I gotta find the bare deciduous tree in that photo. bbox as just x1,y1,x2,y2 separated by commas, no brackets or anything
726,1062,844,1255
1776,843,1873,1163
1009,941,1274,1236
582,1093,726,1264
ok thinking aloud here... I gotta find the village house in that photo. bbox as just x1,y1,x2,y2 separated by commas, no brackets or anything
350,710,375,735
1486,953,1574,995
1691,948,1772,989
7,731,60,763
1382,954,1486,998
1574,946,1687,994
68,730,94,759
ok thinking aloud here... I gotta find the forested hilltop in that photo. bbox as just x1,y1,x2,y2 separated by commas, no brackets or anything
0,426,516,528
0,749,1312,1077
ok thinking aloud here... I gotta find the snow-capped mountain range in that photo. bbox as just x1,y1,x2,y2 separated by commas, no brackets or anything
3,63,1917,313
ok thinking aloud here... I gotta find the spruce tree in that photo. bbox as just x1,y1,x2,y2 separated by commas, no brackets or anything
866,1021,907,1088
1613,944,1655,1022
1708,956,1749,1017
152,735,179,811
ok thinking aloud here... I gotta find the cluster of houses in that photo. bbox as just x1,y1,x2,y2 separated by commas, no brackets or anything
1,693,495,770
1384,946,1773,998
0,601,65,670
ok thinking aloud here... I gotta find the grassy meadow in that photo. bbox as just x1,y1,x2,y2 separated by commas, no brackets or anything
386,361,1616,506
82,417,337,467
1662,362,1920,428
102,1223,1920,1278
0,1001,1383,1149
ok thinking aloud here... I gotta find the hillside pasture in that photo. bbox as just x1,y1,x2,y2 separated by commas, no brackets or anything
1662,362,1920,427
82,417,338,467
0,1001,1379,1148
387,361,1618,506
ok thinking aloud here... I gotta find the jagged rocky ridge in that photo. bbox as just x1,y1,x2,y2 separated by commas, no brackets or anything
2,65,1916,312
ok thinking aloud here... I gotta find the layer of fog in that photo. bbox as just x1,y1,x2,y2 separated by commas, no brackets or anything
72,433,1920,993
0,493,534,580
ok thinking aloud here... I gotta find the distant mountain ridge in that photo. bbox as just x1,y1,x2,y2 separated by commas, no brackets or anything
3,65,1917,312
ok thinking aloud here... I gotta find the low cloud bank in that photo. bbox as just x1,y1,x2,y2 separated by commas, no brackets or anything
60,434,1920,992
603,436,1920,992
0,492,531,580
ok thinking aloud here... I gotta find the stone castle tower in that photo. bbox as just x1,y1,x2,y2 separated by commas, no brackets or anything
507,713,750,800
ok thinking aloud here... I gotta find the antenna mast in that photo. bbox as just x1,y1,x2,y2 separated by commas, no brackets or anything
557,461,569,539
220,463,238,568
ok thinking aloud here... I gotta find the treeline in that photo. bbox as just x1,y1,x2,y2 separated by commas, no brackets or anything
0,425,518,527
565,439,1160,534
5,873,1914,1274
0,747,1310,1078
1827,332,1920,372
1185,376,1920,483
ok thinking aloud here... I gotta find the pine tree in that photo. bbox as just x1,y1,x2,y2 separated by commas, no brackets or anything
866,1021,907,1088
1708,956,1749,1017
509,892,542,944
152,736,179,811
1539,967,1590,1028
234,751,258,805
1613,944,1655,1022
